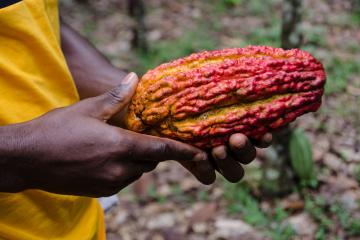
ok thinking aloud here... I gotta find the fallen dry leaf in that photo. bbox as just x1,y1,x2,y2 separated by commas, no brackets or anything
287,213,317,237
190,202,217,223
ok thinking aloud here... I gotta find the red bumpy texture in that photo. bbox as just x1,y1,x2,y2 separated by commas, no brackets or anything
125,46,326,149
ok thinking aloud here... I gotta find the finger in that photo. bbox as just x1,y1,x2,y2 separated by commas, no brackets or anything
75,72,139,120
121,129,208,163
250,133,273,148
229,133,257,164
212,145,244,183
179,160,216,185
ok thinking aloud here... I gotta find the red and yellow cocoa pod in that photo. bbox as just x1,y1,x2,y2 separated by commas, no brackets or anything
125,46,326,149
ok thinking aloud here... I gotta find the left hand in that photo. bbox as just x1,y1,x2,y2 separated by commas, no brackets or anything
179,133,272,184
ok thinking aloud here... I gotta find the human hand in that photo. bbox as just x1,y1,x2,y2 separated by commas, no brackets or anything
180,133,272,184
15,73,211,197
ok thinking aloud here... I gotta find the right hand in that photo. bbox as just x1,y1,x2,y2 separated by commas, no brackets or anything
14,73,213,197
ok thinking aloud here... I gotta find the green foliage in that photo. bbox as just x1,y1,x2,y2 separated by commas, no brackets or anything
222,0,243,7
351,0,360,26
148,184,195,204
305,195,333,238
147,184,166,204
212,0,243,12
81,22,97,45
303,26,327,47
197,189,210,202
289,129,317,187
305,196,360,238
136,29,216,75
244,18,281,47
248,0,268,15
351,12,360,25
222,180,294,239
271,225,295,240
331,203,360,236
330,203,349,227
346,40,360,53
355,164,360,184
323,57,360,95
269,207,296,240
315,227,326,240
171,184,194,204
345,219,360,236
223,181,268,226
213,0,281,18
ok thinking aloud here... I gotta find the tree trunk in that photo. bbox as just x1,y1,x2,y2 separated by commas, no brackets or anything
127,0,148,53
281,0,303,49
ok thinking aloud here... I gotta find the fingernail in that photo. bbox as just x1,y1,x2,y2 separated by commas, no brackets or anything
235,138,247,149
122,72,138,85
216,150,227,160
230,134,247,149
264,133,272,143
193,152,208,162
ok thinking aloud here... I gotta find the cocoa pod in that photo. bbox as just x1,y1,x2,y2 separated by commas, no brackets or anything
125,46,326,148
289,129,315,185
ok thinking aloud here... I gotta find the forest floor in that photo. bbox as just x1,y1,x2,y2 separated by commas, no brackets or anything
61,0,360,239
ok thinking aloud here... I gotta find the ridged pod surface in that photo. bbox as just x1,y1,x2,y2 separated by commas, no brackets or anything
125,46,326,148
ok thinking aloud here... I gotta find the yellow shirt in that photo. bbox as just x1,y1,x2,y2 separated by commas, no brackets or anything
0,1,105,239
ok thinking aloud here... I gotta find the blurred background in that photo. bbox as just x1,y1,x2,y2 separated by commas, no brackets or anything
60,0,360,239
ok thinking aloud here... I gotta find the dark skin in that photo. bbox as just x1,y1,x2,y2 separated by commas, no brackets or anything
0,22,271,197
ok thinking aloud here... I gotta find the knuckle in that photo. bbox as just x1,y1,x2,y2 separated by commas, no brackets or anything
153,141,170,157
104,166,124,183
106,88,126,105
106,130,123,147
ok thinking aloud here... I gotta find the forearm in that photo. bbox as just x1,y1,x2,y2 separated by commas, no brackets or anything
61,21,128,99
0,123,31,192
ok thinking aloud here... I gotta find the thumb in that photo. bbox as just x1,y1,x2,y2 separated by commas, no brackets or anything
78,72,139,120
